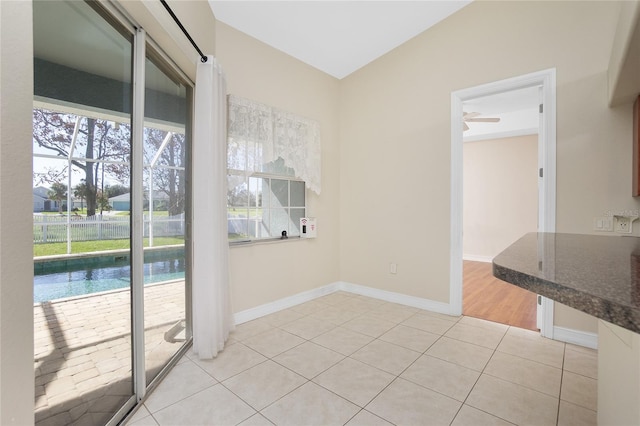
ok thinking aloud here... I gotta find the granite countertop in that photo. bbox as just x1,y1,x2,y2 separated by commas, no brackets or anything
493,232,640,333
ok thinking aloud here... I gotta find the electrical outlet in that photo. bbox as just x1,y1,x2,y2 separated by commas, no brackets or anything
389,263,397,274
614,215,638,234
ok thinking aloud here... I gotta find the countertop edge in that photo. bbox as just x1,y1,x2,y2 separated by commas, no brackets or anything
493,260,640,334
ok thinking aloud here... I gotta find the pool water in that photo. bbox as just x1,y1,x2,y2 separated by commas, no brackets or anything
34,258,185,303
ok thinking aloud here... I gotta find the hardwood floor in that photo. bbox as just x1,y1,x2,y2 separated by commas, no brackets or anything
463,260,538,331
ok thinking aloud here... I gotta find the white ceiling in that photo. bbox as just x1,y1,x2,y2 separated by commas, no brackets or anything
209,1,472,79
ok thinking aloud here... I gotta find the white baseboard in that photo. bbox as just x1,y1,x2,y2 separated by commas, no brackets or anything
233,281,597,350
337,281,455,316
233,282,339,325
462,254,493,263
553,326,598,350
234,281,458,325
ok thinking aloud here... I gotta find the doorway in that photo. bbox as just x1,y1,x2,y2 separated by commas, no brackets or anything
461,88,539,330
449,69,557,337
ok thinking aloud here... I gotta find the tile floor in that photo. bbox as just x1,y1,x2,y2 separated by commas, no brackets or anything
125,291,598,426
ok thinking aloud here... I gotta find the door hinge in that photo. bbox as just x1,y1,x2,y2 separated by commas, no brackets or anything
539,168,543,178
539,104,543,113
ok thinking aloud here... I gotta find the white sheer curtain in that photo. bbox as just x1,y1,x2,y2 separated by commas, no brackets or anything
228,95,321,194
192,56,234,359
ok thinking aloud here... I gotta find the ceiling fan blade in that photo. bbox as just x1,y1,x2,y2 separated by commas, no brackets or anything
463,112,481,119
466,117,501,122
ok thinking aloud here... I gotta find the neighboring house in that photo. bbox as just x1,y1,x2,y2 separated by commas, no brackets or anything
33,186,83,212
108,193,130,211
32,186,59,212
109,191,171,211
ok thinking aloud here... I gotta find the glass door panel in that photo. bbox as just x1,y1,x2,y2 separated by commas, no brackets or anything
142,53,190,384
33,1,134,425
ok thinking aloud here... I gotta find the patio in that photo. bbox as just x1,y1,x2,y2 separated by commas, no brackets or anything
34,280,186,426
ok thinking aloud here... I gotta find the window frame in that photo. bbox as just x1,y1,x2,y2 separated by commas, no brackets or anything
227,169,306,244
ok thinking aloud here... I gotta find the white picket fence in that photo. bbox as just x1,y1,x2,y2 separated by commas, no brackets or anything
33,213,185,244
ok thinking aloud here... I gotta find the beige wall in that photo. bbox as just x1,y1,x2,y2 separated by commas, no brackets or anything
339,1,632,332
214,22,341,313
463,135,538,260
118,0,217,80
1,1,35,424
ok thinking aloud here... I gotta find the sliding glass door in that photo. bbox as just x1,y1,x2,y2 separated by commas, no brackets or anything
142,51,190,386
32,2,191,424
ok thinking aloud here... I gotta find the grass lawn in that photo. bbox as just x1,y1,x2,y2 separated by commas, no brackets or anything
34,237,184,257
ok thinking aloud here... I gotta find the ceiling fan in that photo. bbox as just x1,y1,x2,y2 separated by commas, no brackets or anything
463,111,500,131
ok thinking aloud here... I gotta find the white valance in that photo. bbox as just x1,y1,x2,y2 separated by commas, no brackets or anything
228,95,321,194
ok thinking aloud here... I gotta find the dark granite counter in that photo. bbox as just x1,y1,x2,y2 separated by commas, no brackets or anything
493,232,640,334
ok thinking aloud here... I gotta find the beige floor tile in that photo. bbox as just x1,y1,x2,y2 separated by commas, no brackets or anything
312,327,374,356
231,319,274,342
351,339,420,375
379,324,440,353
557,400,597,426
273,341,344,379
144,361,217,413
564,342,597,355
370,306,418,324
342,315,396,338
127,414,159,426
345,409,393,426
497,332,565,368
152,383,255,425
316,292,357,306
564,346,597,379
401,355,480,401
466,374,558,426
417,310,462,323
310,305,363,325
243,328,305,358
261,382,359,426
279,315,337,340
458,316,510,333
402,312,457,335
561,370,597,410
191,342,267,382
445,322,506,349
237,413,274,426
261,308,305,327
290,300,331,315
427,336,494,371
222,360,306,411
340,297,387,314
504,326,542,340
313,358,394,407
367,378,461,425
126,405,151,424
484,351,562,397
451,405,513,426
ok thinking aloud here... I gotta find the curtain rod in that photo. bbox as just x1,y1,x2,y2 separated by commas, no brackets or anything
159,0,208,63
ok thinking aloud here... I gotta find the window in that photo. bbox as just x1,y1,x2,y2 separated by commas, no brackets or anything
227,95,320,242
228,171,305,241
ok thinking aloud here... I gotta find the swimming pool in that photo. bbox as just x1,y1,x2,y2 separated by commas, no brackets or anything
34,248,186,303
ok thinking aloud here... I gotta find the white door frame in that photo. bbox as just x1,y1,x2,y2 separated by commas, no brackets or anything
449,68,556,338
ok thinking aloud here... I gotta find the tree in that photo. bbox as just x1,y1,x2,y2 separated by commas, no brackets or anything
33,109,130,217
144,129,186,216
48,182,67,213
104,184,129,199
96,190,112,213
73,180,88,210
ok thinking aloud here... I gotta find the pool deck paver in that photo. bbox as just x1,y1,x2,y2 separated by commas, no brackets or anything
34,280,186,426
